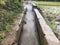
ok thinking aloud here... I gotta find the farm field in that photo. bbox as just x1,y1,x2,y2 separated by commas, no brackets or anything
34,1,60,6
34,1,60,40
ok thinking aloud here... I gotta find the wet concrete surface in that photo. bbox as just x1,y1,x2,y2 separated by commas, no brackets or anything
18,3,39,45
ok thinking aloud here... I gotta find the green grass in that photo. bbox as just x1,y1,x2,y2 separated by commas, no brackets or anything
44,16,56,32
34,1,60,6
0,0,23,42
41,12,57,32
34,1,57,32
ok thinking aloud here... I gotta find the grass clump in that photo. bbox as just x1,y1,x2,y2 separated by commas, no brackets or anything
0,0,23,41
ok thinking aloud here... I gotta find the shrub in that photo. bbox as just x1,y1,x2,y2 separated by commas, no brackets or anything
0,0,23,41
4,0,23,13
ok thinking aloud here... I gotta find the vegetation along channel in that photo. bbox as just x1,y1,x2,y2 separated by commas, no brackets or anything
0,0,23,44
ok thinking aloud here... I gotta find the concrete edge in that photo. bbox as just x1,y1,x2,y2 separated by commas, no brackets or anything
34,8,60,45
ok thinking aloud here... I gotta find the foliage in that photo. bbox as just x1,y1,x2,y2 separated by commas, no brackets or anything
0,0,6,5
0,0,7,7
4,0,23,13
0,0,23,41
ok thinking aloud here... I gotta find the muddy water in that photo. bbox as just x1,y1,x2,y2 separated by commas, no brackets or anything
18,3,39,45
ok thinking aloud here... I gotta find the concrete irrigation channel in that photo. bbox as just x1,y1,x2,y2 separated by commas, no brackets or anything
18,2,60,45
1,2,60,45
18,3,40,45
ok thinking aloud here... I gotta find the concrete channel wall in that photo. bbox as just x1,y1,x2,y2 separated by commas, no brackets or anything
33,7,60,45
